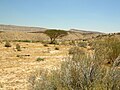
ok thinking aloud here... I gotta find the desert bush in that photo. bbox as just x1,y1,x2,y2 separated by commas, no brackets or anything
28,52,107,90
68,40,76,45
43,44,48,47
16,55,21,57
102,67,120,90
0,82,3,88
16,44,21,51
16,40,32,43
16,54,30,58
36,57,44,61
78,41,87,48
28,37,120,90
55,47,59,50
94,37,120,65
4,41,11,47
69,47,85,55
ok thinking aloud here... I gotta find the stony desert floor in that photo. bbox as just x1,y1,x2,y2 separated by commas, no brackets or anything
0,42,70,90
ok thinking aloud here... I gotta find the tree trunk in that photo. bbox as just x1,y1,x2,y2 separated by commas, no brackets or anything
50,38,55,44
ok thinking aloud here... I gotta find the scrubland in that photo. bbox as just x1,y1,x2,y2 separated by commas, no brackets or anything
0,32,120,90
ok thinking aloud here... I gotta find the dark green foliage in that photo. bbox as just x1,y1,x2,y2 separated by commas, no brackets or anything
5,41,11,47
44,29,68,44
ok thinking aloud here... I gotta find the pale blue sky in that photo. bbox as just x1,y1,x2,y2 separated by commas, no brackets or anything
0,0,120,33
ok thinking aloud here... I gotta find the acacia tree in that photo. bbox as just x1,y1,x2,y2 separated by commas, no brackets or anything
44,29,68,44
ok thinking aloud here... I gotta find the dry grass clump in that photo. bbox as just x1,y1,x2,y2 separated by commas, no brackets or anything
4,41,11,47
16,44,21,51
69,47,85,55
78,41,87,48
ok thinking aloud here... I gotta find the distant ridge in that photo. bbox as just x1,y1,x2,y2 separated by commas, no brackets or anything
0,24,47,32
69,29,103,34
0,24,106,41
0,24,104,34
1,24,119,35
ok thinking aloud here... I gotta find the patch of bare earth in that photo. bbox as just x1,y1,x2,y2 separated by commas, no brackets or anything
0,42,69,90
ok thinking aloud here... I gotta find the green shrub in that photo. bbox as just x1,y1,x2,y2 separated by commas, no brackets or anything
36,57,44,61
5,41,11,47
16,44,21,51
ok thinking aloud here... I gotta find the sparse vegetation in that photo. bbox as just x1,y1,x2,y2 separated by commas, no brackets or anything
0,25,120,90
4,41,11,47
28,37,120,90
29,51,120,90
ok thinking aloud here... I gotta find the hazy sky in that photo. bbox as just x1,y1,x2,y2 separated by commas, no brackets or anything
0,0,120,33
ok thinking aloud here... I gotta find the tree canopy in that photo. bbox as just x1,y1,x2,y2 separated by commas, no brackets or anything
44,29,68,44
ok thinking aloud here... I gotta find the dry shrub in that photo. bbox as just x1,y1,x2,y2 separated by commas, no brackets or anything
28,37,120,90
4,41,11,47
55,47,59,50
69,47,85,55
78,41,87,48
43,44,48,47
16,44,21,51
94,37,120,65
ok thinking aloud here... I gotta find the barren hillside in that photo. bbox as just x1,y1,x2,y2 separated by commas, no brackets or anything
0,24,103,41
